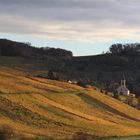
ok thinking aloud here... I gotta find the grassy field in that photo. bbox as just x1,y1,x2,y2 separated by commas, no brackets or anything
104,136,140,140
0,63,140,139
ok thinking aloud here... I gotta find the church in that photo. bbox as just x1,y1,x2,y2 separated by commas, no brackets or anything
116,77,130,96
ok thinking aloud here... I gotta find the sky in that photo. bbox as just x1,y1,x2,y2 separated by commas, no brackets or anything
0,0,140,56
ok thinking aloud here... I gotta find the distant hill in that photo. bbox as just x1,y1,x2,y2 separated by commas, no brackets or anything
65,54,140,96
0,39,73,59
1,39,140,96
64,54,140,96
62,43,140,96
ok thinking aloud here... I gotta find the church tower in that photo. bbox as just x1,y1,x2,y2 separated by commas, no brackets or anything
121,74,126,86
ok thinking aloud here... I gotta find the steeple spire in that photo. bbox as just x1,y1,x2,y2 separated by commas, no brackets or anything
121,73,126,86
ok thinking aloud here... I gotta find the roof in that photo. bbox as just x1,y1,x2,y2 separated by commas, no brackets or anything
117,85,129,92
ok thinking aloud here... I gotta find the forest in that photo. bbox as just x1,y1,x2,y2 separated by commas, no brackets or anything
0,39,72,59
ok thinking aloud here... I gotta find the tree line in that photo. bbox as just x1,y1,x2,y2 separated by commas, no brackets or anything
0,39,73,59
109,43,140,56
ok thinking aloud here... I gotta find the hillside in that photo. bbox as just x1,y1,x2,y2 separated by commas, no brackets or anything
63,54,140,96
1,39,140,96
0,66,140,139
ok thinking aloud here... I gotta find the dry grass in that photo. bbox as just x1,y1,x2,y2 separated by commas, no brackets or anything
0,66,140,139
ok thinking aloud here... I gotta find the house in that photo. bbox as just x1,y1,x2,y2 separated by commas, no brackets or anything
68,80,77,84
68,80,72,84
72,81,78,84
116,78,130,96
129,93,136,98
86,85,93,90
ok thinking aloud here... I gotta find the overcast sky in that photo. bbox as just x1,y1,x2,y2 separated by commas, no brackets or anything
0,0,140,56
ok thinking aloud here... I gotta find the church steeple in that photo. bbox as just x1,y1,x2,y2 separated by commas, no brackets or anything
121,80,126,86
121,74,126,86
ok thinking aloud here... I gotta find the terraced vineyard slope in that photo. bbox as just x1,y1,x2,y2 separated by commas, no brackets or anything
0,66,140,139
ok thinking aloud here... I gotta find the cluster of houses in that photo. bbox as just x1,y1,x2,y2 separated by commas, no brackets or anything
68,77,135,97
68,77,140,109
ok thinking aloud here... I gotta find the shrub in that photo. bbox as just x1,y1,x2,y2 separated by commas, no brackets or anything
77,80,86,88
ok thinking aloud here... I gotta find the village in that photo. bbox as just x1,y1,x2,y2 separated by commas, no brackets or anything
68,77,140,110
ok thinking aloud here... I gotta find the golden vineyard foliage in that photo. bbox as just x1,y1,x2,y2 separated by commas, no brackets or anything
0,66,140,139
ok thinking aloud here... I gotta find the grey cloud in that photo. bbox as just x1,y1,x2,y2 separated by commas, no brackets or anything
0,0,139,24
0,0,117,8
0,0,139,19
0,0,140,43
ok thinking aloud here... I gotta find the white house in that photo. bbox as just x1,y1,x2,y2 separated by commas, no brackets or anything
116,79,130,96
68,80,77,84
68,80,72,84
